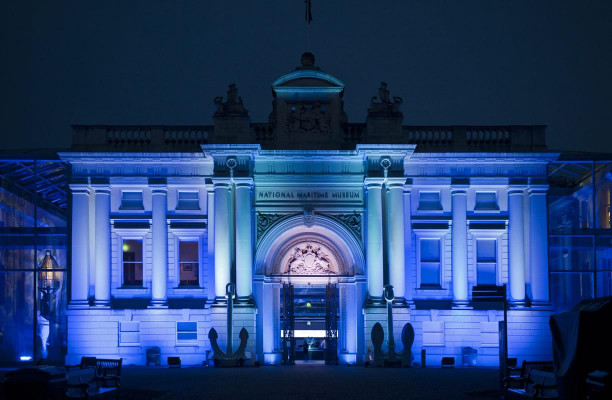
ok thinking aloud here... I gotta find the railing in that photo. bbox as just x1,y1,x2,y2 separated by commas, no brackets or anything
72,125,213,152
401,125,546,152
72,124,546,152
251,123,275,145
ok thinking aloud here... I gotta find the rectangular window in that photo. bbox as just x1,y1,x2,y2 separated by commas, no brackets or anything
420,238,441,287
418,192,443,211
123,239,143,286
177,321,197,343
119,321,140,346
177,191,200,210
474,192,499,210
120,191,144,210
476,239,497,285
178,240,199,287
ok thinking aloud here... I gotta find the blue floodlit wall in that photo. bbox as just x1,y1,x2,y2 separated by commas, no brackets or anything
1,154,611,366
0,158,68,366
548,161,612,311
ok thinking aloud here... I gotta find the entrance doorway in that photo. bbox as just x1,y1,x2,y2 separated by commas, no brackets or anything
281,283,338,365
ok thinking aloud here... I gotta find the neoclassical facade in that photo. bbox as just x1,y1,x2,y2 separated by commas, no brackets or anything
60,54,556,366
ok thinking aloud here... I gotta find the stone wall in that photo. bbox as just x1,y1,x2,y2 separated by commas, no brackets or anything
363,307,552,367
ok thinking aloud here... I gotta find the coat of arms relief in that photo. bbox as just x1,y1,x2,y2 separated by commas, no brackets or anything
286,101,331,136
286,243,336,275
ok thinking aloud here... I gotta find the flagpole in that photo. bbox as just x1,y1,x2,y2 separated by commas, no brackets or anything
306,21,310,51
305,0,312,52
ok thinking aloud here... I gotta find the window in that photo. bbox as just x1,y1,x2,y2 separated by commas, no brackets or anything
476,239,497,285
119,322,140,346
120,191,144,210
177,191,200,210
420,238,441,287
177,321,197,343
418,192,443,211
475,192,499,210
122,239,143,286
178,240,199,286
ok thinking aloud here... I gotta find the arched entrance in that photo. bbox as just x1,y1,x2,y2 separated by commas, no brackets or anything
253,214,366,365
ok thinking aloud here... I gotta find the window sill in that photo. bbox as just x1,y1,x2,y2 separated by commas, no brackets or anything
419,285,443,290
473,208,500,212
416,208,445,213
113,286,150,298
414,287,451,299
175,343,199,347
174,286,203,290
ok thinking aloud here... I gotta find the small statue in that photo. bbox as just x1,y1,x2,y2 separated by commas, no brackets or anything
226,83,242,104
379,82,391,103
369,82,403,113
214,83,247,116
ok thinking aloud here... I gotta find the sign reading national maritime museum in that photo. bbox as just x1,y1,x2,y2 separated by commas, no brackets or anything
256,189,362,202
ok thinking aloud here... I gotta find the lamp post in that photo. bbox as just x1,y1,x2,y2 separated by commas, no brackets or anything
37,250,61,361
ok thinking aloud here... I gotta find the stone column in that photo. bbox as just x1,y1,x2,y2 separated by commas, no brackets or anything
150,186,168,307
451,186,469,307
387,179,405,300
508,186,526,306
529,184,550,307
365,180,384,301
213,180,232,301
235,179,253,301
403,182,413,304
206,182,216,301
93,184,111,307
70,185,90,307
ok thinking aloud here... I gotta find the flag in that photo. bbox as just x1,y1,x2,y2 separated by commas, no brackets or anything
305,0,312,24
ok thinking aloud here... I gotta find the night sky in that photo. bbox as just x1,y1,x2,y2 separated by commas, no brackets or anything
1,1,611,153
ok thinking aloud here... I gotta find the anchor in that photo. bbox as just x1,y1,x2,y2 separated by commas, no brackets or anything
371,284,414,367
208,283,249,367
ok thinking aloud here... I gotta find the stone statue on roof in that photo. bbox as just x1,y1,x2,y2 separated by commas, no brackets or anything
369,81,403,114
214,83,248,116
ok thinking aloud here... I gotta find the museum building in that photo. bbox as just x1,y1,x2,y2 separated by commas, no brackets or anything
2,53,611,367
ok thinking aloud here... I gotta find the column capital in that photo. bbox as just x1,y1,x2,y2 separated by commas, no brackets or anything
212,178,232,188
91,184,111,195
234,177,254,188
364,178,384,189
150,186,168,195
69,183,90,194
451,178,469,195
528,184,549,195
451,187,468,195
507,185,527,195
386,178,406,189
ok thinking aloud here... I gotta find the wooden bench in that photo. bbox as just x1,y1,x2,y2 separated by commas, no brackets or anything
65,357,122,399
504,361,554,389
504,361,556,399
506,370,558,399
